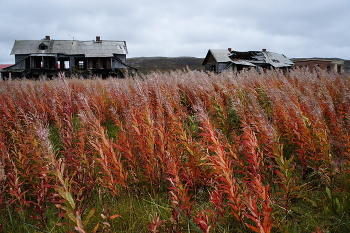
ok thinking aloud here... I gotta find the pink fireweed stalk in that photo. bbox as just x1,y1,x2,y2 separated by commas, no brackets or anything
149,213,165,233
79,97,128,195
36,123,86,232
195,211,211,233
166,152,194,229
240,125,273,233
196,106,245,224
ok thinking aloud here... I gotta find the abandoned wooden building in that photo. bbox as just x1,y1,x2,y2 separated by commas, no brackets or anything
292,58,344,73
0,36,137,79
202,48,294,73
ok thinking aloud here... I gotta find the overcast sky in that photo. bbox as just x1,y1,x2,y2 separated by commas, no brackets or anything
1,0,349,64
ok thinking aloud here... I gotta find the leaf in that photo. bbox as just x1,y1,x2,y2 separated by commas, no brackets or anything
55,186,68,200
83,208,96,226
65,192,76,210
110,214,121,219
245,223,260,233
74,226,86,233
77,187,84,197
93,222,100,233
325,186,332,199
66,210,77,223
103,222,111,227
336,198,342,212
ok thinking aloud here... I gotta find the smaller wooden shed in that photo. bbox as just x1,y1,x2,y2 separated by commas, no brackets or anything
202,48,293,74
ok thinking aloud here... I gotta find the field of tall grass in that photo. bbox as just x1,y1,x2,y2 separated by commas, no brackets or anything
0,69,350,232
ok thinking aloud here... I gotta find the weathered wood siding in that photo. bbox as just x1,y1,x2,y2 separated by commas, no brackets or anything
15,55,29,64
9,60,26,69
218,63,228,73
112,54,128,69
114,54,126,63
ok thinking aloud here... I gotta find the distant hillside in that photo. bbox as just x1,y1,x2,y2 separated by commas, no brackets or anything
127,57,204,74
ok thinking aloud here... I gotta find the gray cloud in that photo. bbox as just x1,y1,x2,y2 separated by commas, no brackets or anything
1,0,349,64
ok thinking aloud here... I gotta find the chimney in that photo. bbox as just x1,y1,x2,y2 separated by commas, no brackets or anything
96,36,101,42
228,48,232,53
45,36,50,40
262,48,266,52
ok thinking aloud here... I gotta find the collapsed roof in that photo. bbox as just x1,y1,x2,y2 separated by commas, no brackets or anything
230,50,294,68
203,49,293,68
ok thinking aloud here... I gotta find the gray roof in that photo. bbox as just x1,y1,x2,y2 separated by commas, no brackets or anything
11,39,128,57
223,60,255,71
261,51,294,67
231,59,256,66
203,49,293,68
208,49,232,63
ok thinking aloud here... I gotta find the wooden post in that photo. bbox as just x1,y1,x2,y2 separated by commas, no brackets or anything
70,57,75,72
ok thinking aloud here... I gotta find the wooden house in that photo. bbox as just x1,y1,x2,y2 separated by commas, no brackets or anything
202,48,293,73
0,36,137,79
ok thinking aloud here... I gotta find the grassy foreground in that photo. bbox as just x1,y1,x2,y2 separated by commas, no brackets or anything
0,69,350,232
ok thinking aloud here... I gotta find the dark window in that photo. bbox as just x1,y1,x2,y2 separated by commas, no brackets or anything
39,42,48,50
337,65,342,73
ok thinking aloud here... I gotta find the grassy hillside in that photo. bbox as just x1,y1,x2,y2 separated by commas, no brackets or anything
127,56,204,74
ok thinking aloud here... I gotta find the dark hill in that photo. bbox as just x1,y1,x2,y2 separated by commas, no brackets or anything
343,60,350,72
127,57,204,74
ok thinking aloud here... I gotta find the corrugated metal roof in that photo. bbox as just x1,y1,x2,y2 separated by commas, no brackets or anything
223,60,255,71
231,60,256,66
232,50,293,67
11,39,128,57
262,51,294,67
0,64,13,70
204,49,293,69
